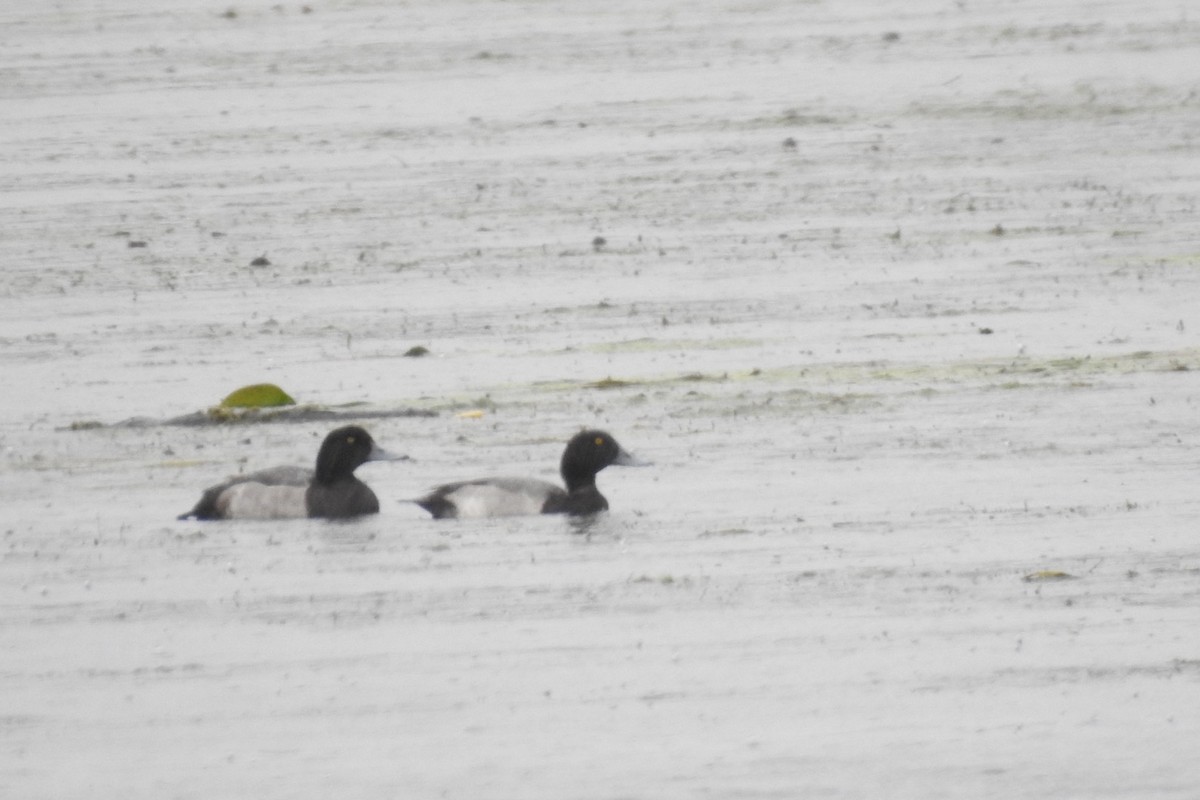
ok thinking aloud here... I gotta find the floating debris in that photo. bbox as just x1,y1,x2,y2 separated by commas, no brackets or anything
403,345,431,358
220,383,295,409
59,380,436,429
104,405,436,429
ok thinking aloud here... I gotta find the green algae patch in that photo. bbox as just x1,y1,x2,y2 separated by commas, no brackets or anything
585,337,762,355
583,371,732,391
760,347,1200,391
587,377,638,390
219,383,296,409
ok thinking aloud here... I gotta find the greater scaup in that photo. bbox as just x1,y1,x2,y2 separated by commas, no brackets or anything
415,429,645,519
179,425,404,521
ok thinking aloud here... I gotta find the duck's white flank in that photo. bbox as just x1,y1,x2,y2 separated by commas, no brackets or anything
442,478,562,519
217,482,308,520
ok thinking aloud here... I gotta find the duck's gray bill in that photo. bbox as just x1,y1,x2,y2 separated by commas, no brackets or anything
369,444,411,462
613,447,650,467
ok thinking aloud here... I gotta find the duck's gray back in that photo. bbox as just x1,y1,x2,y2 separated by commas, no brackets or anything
236,465,313,487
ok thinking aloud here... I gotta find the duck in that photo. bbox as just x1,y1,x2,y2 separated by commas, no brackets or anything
178,425,405,520
415,429,645,519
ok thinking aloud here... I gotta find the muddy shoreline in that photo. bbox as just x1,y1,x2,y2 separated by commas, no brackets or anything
3,1,1200,797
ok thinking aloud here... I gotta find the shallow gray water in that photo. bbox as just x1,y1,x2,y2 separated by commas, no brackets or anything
3,1,1200,797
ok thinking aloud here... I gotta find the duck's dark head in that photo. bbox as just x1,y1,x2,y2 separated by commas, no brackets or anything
559,429,645,492
313,426,405,484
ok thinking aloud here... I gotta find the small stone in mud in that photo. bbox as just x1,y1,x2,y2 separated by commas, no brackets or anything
782,137,797,150
221,8,237,19
978,327,994,335
128,240,147,248
403,345,430,358
882,31,901,42
250,255,271,267
592,236,606,251
989,224,1005,236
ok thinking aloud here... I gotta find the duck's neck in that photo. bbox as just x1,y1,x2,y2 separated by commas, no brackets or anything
561,467,595,495
315,459,355,485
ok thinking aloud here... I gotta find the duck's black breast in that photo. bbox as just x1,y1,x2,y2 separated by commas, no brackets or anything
543,486,609,517
306,478,380,519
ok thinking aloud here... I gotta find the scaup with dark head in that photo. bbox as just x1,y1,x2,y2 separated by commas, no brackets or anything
179,425,405,521
415,429,645,519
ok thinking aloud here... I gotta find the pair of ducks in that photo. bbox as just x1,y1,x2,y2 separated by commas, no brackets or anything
178,426,644,521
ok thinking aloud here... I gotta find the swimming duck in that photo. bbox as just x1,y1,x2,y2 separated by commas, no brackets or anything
415,429,644,519
179,425,404,520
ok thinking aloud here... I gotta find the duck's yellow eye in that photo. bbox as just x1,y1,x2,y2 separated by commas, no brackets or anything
594,437,605,446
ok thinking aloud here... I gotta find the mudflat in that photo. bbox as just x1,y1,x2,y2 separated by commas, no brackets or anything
2,1,1199,797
